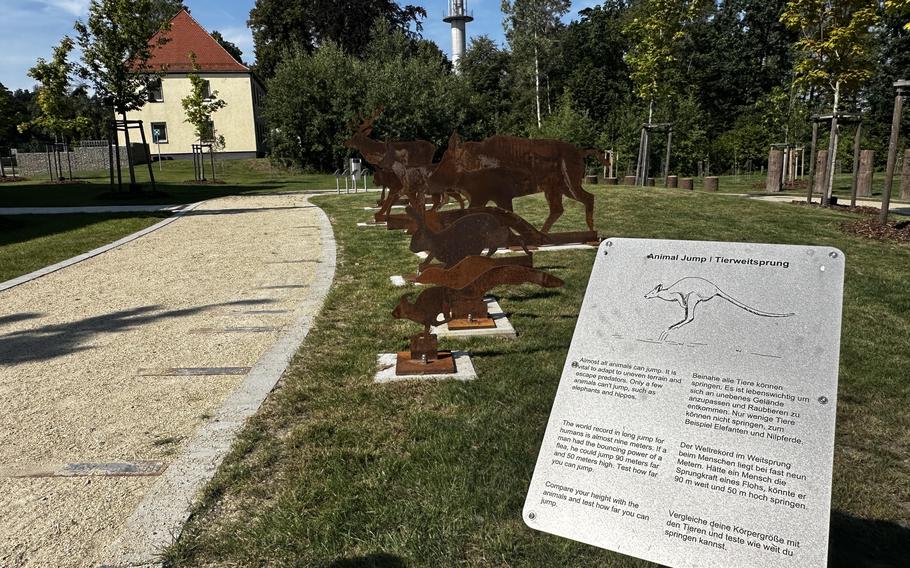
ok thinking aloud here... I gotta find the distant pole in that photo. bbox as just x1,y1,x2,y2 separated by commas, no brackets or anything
879,80,909,224
850,122,863,207
807,120,819,203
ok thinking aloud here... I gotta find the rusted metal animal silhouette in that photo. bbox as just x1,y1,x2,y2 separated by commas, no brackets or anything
407,206,531,269
395,262,564,326
426,133,608,233
392,287,453,333
417,256,562,291
344,109,437,219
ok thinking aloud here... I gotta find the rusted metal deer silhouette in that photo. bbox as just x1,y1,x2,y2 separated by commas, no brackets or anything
344,110,463,220
426,133,608,233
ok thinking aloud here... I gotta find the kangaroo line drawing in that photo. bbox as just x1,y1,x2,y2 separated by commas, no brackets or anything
644,277,795,341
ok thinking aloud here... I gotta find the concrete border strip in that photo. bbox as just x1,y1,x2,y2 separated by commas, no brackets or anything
0,202,203,294
99,194,337,568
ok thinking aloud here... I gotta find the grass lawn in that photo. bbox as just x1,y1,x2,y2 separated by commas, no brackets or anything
634,172,910,203
0,159,340,207
0,213,170,282
164,187,909,567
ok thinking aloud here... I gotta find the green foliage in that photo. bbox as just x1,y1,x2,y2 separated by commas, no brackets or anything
501,0,571,128
554,2,632,136
781,0,879,98
459,36,517,138
535,91,597,148
74,0,172,116
264,21,468,170
181,53,227,147
248,0,426,77
624,0,707,104
20,37,91,140
0,83,14,145
211,31,244,64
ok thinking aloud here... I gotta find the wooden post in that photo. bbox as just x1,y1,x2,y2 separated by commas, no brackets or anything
813,150,829,201
641,128,651,186
704,176,719,192
807,121,819,203
823,115,839,206
623,175,637,186
856,150,874,200
666,175,678,188
880,82,907,223
850,123,863,206
663,129,672,183
766,149,783,192
680,178,694,190
900,149,910,201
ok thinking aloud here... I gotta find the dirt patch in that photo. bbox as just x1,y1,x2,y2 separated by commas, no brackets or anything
181,179,227,185
0,177,28,184
840,217,910,244
789,200,880,216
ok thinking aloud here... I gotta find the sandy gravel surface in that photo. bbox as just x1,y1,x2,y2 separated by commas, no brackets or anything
0,194,326,567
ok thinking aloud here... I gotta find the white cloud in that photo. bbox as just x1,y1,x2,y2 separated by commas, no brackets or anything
36,0,90,17
218,25,254,57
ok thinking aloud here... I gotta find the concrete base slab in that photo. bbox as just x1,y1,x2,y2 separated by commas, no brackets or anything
431,298,516,339
374,351,476,383
414,243,595,260
357,222,387,227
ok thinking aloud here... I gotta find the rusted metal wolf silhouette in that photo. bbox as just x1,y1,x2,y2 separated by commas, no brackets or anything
425,133,607,233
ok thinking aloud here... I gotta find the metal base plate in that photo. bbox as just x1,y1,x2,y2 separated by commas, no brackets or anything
448,317,497,330
395,351,457,376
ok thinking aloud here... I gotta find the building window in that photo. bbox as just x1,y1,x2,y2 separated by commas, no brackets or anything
200,120,215,142
202,79,212,100
151,122,168,144
148,78,163,102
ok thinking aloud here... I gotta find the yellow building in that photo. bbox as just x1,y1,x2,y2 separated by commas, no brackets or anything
120,9,266,159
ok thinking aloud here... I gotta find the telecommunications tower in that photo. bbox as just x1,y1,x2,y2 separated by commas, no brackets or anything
444,0,473,73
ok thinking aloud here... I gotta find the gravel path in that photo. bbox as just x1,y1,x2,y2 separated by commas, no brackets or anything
0,194,330,567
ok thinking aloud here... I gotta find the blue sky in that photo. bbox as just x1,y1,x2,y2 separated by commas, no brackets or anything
0,0,601,91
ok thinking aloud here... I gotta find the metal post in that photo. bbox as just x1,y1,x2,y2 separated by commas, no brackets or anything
45,145,53,182
120,116,137,190
138,121,156,191
113,130,123,191
850,123,863,207
879,81,908,223
807,121,819,203
635,127,645,186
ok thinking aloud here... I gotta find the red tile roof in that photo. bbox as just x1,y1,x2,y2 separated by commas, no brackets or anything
146,10,249,73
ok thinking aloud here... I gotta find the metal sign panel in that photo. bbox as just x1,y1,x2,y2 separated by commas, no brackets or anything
524,238,845,568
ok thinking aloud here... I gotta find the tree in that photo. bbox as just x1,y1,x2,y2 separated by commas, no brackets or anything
458,36,517,138
782,0,881,202
182,54,227,179
536,91,597,148
554,2,632,145
19,37,91,143
181,55,227,145
0,83,16,145
501,0,570,129
624,0,707,182
211,31,244,64
74,0,171,187
248,0,426,77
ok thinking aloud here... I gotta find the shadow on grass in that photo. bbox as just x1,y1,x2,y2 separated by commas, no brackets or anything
0,183,290,207
324,553,408,568
0,299,272,364
829,510,910,567
0,213,170,248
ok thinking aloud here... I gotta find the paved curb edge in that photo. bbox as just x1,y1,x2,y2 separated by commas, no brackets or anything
98,195,338,567
0,203,203,294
